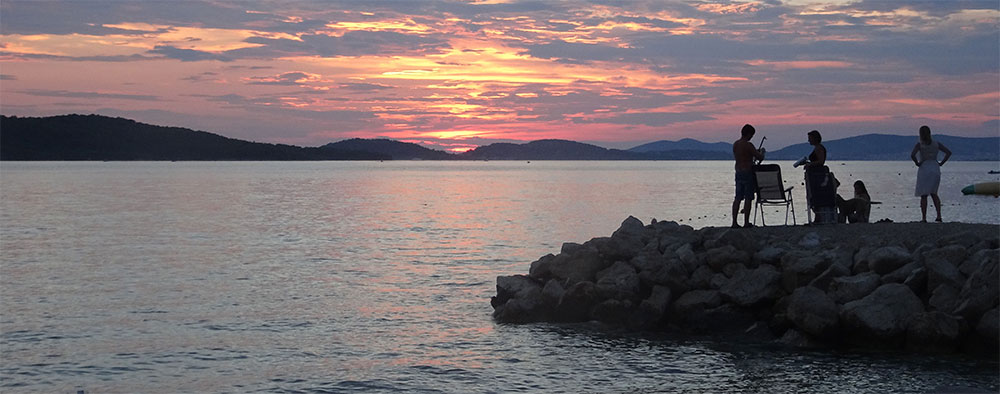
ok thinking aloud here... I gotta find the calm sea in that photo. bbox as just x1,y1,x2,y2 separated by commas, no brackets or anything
2,161,998,393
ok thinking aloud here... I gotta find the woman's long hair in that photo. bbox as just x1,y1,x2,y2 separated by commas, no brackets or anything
854,180,871,201
919,125,932,144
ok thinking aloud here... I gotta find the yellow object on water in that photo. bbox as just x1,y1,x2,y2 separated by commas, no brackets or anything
961,182,1000,196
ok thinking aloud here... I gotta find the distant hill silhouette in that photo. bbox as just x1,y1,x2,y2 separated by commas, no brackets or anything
459,139,643,160
0,114,388,161
629,138,731,153
322,138,454,160
3,114,996,162
638,150,732,160
767,134,999,161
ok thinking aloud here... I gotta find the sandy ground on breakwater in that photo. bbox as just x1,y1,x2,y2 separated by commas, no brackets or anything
697,221,999,249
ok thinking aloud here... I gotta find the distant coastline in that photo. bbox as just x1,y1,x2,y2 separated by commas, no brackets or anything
2,114,998,161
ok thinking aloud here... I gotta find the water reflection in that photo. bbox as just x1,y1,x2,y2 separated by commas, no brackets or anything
1,161,997,392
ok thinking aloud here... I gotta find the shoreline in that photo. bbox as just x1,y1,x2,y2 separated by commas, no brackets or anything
491,217,999,355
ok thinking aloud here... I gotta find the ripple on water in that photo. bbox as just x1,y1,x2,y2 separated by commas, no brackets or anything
2,162,998,392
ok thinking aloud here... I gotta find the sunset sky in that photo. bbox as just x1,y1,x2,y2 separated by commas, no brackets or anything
1,0,997,152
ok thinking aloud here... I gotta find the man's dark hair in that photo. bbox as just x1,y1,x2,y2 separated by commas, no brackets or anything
741,124,755,138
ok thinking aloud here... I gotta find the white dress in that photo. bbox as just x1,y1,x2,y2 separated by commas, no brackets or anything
915,141,940,196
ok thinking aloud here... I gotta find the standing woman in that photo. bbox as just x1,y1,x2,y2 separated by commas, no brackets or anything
910,125,952,222
804,130,826,170
802,130,833,222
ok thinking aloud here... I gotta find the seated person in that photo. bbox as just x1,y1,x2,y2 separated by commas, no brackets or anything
836,180,871,223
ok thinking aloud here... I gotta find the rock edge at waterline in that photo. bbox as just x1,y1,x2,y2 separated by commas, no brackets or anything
491,217,999,355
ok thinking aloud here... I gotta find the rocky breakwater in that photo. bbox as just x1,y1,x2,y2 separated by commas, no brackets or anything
491,217,999,354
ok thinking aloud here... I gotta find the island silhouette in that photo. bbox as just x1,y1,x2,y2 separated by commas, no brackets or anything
2,114,997,161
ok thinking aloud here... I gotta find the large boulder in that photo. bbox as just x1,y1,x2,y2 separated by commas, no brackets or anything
781,252,832,292
590,299,635,325
541,279,566,308
925,258,966,293
586,236,641,267
612,216,650,243
798,232,821,248
868,246,913,275
705,228,757,252
808,262,851,292
902,267,928,297
936,231,982,249
687,265,713,290
975,308,999,348
841,283,925,345
779,329,826,349
697,303,757,333
852,246,875,273
631,285,673,329
629,250,667,274
595,261,641,301
528,253,557,279
882,261,921,284
959,248,998,277
492,275,546,323
827,247,856,271
719,264,783,306
637,258,689,295
556,281,601,321
599,216,651,261
493,275,542,307
905,311,962,353
704,245,750,272
529,245,609,284
754,245,787,266
954,256,999,324
655,223,699,254
670,287,756,333
787,286,840,339
828,272,881,304
922,245,968,267
927,284,960,314
709,273,729,290
560,242,584,255
671,289,722,324
676,243,701,273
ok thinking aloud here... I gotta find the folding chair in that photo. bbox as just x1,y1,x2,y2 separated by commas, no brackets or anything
753,164,795,226
805,166,838,224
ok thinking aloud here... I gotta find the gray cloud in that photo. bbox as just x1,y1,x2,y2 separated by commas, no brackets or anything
569,111,714,127
0,51,152,62
193,92,376,129
148,45,232,62
232,30,452,60
204,93,250,105
20,89,160,101
181,72,220,82
338,82,393,91
846,0,999,17
5,0,994,81
245,72,316,86
0,74,16,80
520,40,632,63
0,0,269,35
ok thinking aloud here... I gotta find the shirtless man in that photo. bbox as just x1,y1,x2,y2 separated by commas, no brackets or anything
732,124,765,228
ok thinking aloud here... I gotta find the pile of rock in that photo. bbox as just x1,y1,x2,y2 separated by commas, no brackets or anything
491,217,999,354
